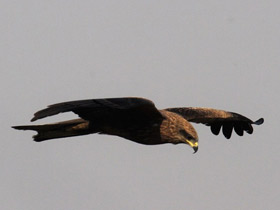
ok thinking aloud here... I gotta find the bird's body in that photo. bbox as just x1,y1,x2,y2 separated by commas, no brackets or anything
13,97,263,153
100,110,198,145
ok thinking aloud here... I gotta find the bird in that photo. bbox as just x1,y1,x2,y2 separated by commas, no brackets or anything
12,97,264,153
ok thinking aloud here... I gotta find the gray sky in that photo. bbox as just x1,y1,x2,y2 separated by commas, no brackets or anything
1,1,279,209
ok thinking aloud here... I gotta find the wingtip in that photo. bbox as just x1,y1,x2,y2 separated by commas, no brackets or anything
253,118,264,125
30,114,39,122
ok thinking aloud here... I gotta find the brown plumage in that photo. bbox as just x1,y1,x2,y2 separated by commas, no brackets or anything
12,97,264,153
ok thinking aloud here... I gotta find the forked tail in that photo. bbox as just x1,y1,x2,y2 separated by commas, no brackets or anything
12,119,93,142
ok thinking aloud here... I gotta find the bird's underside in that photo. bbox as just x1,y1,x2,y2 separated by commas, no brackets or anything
13,97,264,153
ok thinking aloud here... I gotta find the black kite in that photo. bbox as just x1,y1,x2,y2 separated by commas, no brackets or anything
13,97,264,153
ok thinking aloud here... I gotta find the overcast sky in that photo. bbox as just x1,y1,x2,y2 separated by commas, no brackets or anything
1,1,279,210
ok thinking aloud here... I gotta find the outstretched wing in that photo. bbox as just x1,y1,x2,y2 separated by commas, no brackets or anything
166,107,264,139
31,97,163,124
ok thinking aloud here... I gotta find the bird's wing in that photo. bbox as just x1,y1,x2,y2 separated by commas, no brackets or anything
31,97,163,123
165,107,264,139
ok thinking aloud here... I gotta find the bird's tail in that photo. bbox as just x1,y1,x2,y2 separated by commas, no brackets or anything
12,119,93,142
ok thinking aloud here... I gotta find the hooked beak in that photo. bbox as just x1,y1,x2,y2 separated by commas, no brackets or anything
193,146,198,153
186,140,198,153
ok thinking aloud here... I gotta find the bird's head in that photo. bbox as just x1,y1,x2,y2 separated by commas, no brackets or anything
160,110,199,153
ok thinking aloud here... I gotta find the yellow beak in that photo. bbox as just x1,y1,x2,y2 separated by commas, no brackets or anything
186,140,198,153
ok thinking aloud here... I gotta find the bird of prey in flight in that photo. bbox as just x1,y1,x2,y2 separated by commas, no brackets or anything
13,97,264,153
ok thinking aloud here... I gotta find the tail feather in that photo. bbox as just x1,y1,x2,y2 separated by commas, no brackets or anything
12,119,94,142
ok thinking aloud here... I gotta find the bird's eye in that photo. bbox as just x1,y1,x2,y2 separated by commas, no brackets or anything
179,129,193,139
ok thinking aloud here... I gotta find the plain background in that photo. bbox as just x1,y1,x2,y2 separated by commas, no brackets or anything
1,1,279,210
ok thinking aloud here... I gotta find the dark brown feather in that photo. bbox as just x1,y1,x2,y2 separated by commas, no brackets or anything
166,107,263,139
